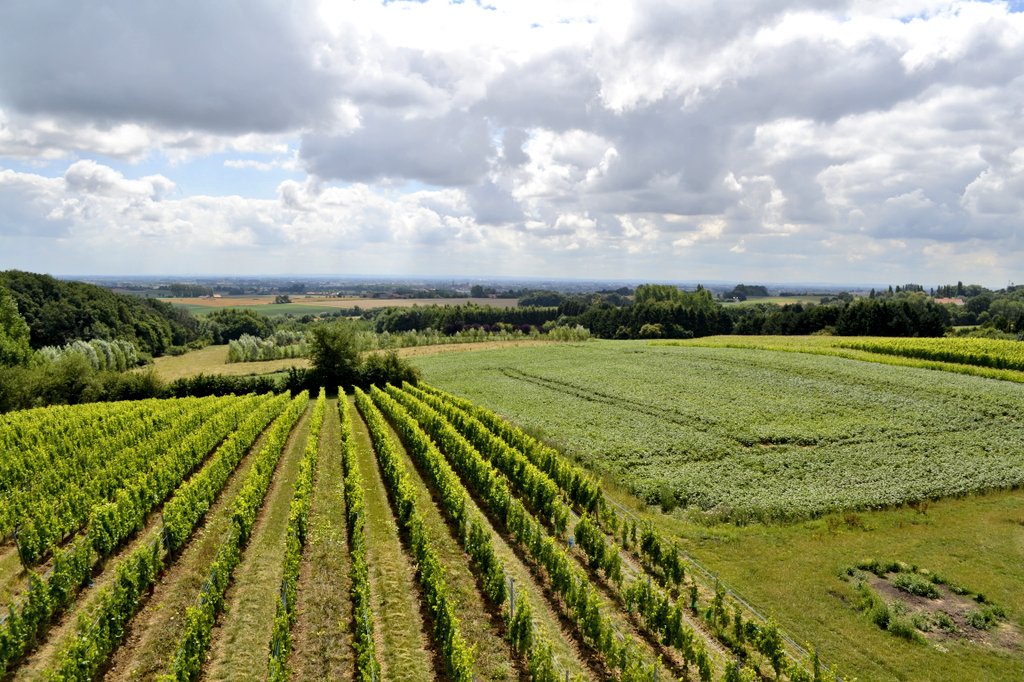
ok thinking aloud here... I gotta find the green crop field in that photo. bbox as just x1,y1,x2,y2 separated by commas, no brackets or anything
2,382,837,682
4,339,1022,681
417,340,1024,680
415,340,1024,522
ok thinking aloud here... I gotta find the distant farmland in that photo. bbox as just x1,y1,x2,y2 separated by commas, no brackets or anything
162,295,520,316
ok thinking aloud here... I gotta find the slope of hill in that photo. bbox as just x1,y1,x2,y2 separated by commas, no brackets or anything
0,270,201,355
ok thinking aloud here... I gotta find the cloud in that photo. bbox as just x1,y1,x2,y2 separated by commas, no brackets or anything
1,1,1024,284
300,111,494,186
0,0,337,134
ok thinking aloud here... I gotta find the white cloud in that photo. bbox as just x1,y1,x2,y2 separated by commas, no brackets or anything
1,1,1024,284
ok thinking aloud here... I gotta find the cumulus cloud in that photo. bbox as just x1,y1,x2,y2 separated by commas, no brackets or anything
1,0,1024,283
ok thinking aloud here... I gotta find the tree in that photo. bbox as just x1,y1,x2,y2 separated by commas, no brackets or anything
308,322,362,388
0,287,32,366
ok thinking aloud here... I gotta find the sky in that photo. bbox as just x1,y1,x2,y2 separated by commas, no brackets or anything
1,0,1022,287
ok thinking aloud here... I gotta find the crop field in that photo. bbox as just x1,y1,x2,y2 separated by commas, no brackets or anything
837,336,1024,371
416,340,1024,680
163,296,520,316
415,341,1024,522
0,381,843,681
661,335,1024,383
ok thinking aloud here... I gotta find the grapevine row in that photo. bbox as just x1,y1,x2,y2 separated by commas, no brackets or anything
397,384,718,679
423,383,831,681
369,386,567,680
12,397,229,564
420,383,775,676
0,393,282,677
160,391,308,681
377,385,658,679
37,393,294,681
395,384,571,535
160,394,292,553
267,388,326,680
338,394,382,681
417,382,602,513
0,400,159,498
354,388,474,681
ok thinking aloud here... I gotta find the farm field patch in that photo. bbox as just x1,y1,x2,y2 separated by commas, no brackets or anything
663,335,1024,383
415,341,1024,522
162,295,520,316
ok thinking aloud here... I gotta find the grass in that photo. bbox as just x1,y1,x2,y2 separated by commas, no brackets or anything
653,490,1024,682
288,398,354,679
348,398,435,682
383,418,519,680
415,340,1024,522
148,340,548,383
418,339,1024,681
149,345,309,381
202,404,312,681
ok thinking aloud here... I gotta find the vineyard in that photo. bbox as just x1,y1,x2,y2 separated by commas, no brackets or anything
835,336,1024,372
0,383,839,681
415,342,1024,523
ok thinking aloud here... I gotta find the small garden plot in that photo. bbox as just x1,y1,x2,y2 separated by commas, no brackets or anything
840,559,1022,651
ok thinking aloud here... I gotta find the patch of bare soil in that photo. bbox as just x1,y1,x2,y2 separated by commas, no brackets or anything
868,574,1022,653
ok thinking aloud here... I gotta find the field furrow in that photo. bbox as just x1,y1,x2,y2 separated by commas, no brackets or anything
201,403,313,681
288,397,354,680
348,399,435,682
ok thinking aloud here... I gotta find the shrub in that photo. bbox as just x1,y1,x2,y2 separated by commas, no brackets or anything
892,573,940,599
887,617,922,642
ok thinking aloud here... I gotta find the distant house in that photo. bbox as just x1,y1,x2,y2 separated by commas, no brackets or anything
933,297,964,305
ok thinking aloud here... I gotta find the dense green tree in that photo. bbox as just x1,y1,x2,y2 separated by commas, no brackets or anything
0,287,32,366
0,270,200,354
202,308,273,343
308,322,363,388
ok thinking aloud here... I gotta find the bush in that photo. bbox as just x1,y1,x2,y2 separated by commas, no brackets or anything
892,573,940,599
166,373,282,398
936,612,956,632
887,616,922,642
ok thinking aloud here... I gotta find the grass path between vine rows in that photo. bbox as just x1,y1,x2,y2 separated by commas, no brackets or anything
401,426,602,681
382,418,519,681
288,398,354,680
349,398,435,682
100,415,286,681
200,405,313,681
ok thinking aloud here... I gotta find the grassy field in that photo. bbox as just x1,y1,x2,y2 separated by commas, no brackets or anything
149,344,309,381
147,340,549,382
414,341,1024,521
662,335,1024,383
417,340,1024,680
163,295,520,316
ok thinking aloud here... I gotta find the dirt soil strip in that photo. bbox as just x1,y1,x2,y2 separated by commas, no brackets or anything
288,399,354,680
384,420,519,681
349,400,435,682
100,416,284,681
200,406,313,682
